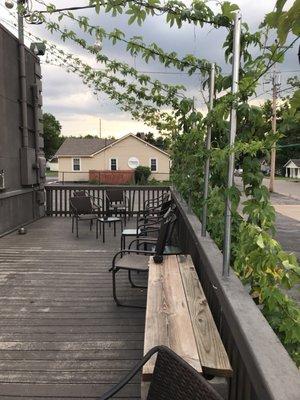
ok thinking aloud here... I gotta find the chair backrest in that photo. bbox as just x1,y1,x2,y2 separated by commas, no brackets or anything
106,189,123,203
160,199,174,214
145,192,169,209
70,196,93,214
147,346,223,400
153,209,177,263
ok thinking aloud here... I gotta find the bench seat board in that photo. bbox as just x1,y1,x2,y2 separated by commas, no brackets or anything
178,255,232,377
143,255,202,380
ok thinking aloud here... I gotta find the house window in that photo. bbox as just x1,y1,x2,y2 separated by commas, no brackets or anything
150,158,157,172
73,158,81,171
110,158,117,171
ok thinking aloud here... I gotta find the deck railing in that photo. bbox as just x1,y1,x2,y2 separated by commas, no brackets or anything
171,188,300,400
45,183,170,216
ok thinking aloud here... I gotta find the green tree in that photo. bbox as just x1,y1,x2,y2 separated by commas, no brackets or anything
261,93,300,174
43,113,64,160
136,132,170,150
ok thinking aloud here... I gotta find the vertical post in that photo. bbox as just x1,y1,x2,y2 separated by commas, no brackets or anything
18,0,29,148
202,63,215,236
223,12,242,276
269,68,277,192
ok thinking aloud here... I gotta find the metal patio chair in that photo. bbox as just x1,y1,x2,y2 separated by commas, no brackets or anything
136,198,174,232
106,189,130,225
99,345,223,400
143,192,170,210
110,210,180,308
70,196,100,238
120,200,174,250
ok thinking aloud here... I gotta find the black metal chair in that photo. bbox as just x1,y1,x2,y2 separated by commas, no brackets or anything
143,192,170,210
106,189,130,225
70,196,99,238
99,345,223,400
110,210,180,308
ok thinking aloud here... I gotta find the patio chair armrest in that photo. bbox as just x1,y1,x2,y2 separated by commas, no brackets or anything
128,238,156,249
99,347,161,400
138,227,160,237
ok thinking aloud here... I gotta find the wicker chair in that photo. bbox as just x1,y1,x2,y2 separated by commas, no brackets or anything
70,196,99,238
110,210,180,308
99,345,223,400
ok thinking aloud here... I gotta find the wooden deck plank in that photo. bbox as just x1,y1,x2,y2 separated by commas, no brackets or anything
178,255,232,377
0,217,146,399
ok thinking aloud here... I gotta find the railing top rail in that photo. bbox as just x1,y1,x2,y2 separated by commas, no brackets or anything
171,187,300,400
45,184,171,190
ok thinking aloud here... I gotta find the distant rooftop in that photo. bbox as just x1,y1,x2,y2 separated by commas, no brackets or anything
284,159,300,168
55,138,115,157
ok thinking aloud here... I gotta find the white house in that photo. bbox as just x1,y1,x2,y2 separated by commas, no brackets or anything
55,133,171,182
46,157,58,172
283,159,300,178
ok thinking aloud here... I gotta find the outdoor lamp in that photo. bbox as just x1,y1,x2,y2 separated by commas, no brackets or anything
30,42,46,56
94,39,103,52
5,0,14,8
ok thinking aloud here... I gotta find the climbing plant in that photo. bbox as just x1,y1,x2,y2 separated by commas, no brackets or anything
13,0,300,364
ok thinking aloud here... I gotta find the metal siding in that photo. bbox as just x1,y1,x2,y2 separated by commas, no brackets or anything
0,24,44,235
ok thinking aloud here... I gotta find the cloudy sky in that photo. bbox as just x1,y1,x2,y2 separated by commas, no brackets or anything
1,0,299,138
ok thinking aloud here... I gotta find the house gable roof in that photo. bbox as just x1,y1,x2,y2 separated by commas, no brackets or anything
55,138,115,157
56,134,170,158
283,159,300,168
91,133,170,158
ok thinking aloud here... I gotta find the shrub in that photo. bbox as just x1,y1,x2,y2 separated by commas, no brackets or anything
135,166,151,184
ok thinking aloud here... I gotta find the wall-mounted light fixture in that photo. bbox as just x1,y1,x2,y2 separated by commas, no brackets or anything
0,170,5,190
30,42,46,56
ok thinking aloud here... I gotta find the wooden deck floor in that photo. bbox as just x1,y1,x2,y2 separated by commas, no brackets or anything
0,217,147,399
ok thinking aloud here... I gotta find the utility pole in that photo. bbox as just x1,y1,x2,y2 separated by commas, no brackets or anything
99,118,102,138
269,68,279,192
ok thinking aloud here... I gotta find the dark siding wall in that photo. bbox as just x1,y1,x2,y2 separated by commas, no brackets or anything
0,24,45,235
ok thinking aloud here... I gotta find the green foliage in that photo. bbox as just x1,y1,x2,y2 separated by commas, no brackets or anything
262,0,300,44
134,166,152,184
136,132,170,150
171,98,300,366
42,113,64,160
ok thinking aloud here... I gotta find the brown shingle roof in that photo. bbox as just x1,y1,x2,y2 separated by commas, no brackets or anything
55,138,115,157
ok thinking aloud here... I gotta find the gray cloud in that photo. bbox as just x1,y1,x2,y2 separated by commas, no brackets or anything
1,0,299,136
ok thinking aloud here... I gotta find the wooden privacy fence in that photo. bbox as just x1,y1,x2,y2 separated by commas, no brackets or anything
45,184,170,216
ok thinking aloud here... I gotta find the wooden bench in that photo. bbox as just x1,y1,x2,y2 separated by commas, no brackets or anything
142,254,232,390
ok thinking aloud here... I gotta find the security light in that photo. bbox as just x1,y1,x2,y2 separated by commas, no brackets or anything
94,39,102,52
5,0,14,9
30,42,46,56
